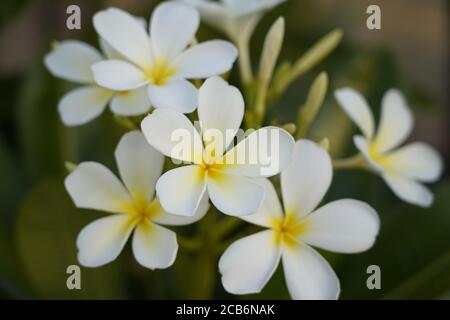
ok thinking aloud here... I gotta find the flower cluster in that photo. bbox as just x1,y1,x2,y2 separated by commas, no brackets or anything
45,0,443,300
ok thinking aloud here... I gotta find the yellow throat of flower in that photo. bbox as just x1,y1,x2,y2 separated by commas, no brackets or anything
145,59,177,86
272,213,308,248
121,196,160,223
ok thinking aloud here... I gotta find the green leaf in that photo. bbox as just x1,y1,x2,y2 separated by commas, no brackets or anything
16,178,127,299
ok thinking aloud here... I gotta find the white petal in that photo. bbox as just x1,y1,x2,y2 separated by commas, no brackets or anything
207,172,264,216
98,16,147,59
152,195,209,226
65,162,132,214
132,220,178,269
335,88,375,139
110,87,152,116
281,140,332,219
147,78,198,113
219,127,294,177
240,178,283,228
179,0,230,33
77,214,135,267
58,86,113,126
156,165,207,217
93,7,153,68
282,243,340,300
374,89,413,153
141,108,203,164
150,2,199,60
198,76,244,159
174,40,238,79
382,173,434,207
219,230,281,294
44,40,102,83
382,142,443,183
302,199,380,253
92,60,148,91
115,131,165,202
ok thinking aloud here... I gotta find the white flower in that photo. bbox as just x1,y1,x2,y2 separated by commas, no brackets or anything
335,88,443,207
91,2,238,114
180,0,286,43
44,38,151,126
219,140,380,300
141,76,294,217
64,131,209,268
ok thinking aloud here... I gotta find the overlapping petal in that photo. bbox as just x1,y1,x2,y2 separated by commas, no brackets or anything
44,40,102,83
110,87,152,116
115,131,165,201
156,165,207,216
93,7,153,68
219,127,294,177
302,199,380,253
58,86,114,126
132,220,178,269
219,230,280,294
65,162,132,214
77,214,135,267
335,88,375,139
374,89,413,153
281,140,332,218
382,173,434,208
150,2,199,60
174,41,238,79
141,108,203,164
92,60,148,91
207,171,264,216
198,76,244,159
147,78,198,113
282,243,340,300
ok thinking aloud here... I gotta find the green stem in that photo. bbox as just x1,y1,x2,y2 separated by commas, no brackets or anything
214,216,244,240
333,154,367,170
177,236,203,252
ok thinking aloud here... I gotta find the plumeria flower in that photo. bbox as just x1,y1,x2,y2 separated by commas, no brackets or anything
141,76,294,217
180,0,286,43
64,131,209,268
91,2,238,114
219,140,380,300
335,88,443,207
44,38,151,126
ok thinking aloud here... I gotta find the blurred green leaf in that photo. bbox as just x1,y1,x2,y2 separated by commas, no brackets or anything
337,181,450,299
16,178,127,299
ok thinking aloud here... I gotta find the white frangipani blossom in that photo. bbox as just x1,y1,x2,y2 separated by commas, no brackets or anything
92,2,238,114
180,0,286,43
219,140,380,300
44,39,151,126
335,88,443,207
65,131,209,268
141,76,294,217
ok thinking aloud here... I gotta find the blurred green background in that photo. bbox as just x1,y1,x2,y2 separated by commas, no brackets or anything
0,0,448,299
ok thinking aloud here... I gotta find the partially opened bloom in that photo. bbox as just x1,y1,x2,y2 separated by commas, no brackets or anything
219,140,380,300
92,2,238,113
335,88,443,207
65,131,208,268
44,39,151,126
141,76,294,217
180,0,286,43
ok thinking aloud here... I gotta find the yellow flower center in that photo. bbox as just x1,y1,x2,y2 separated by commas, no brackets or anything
121,196,161,223
271,213,308,248
144,58,177,86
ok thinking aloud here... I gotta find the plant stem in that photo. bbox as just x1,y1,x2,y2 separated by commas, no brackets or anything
333,154,367,170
